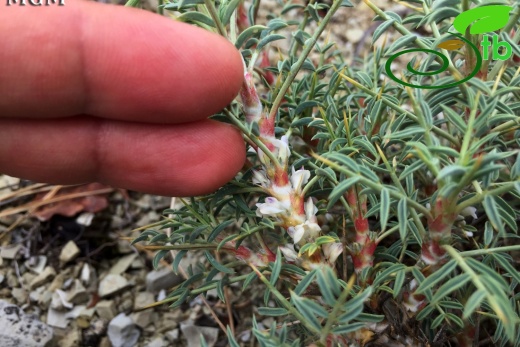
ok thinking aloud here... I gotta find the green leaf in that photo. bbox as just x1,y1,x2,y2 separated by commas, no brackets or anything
380,188,390,232
483,195,506,235
294,269,317,295
170,288,190,309
220,0,241,25
373,264,406,287
492,253,520,284
437,165,467,182
328,177,361,209
257,307,289,316
372,19,395,44
235,25,267,48
337,302,364,323
398,198,408,241
204,251,234,274
324,152,360,172
331,322,366,334
270,248,282,285
317,267,339,306
227,326,240,347
386,34,417,55
294,100,320,115
431,273,471,303
393,269,406,298
257,34,286,50
149,233,168,244
173,250,187,274
242,272,258,292
415,260,456,294
463,289,486,318
208,220,234,242
483,221,494,246
153,250,168,270
177,12,215,27
290,292,323,331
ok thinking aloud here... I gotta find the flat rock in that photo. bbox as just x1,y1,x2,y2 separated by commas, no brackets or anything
0,300,53,347
96,300,117,320
51,289,73,310
67,279,89,304
98,274,129,298
130,310,152,329
147,337,167,347
145,268,182,293
109,253,138,275
12,287,28,304
25,256,47,274
30,266,56,289
0,244,22,260
180,323,219,347
60,329,81,347
59,241,81,264
107,313,140,347
134,291,155,310
46,308,69,329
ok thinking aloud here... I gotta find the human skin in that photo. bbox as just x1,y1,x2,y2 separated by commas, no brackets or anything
0,0,246,196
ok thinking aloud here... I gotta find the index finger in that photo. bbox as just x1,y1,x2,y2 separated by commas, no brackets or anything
0,0,243,123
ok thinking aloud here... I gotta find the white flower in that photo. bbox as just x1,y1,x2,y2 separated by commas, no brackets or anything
287,220,321,244
290,167,310,192
256,197,288,217
271,135,290,164
252,170,269,188
279,244,298,262
322,242,343,264
271,183,292,199
304,197,318,221
461,206,478,220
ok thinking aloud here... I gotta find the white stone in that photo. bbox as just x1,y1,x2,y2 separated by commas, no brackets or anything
180,323,219,347
145,268,182,293
11,287,28,304
130,311,152,329
0,244,21,260
165,329,179,342
25,256,47,274
60,329,81,347
147,337,167,347
76,212,94,226
30,266,56,289
346,28,365,43
98,274,129,298
80,263,91,286
107,313,140,347
134,291,155,310
47,308,69,329
59,241,81,264
96,300,117,320
67,279,89,304
109,253,138,275
51,289,73,310
0,300,53,347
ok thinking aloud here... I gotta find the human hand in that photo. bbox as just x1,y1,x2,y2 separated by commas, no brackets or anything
0,0,245,196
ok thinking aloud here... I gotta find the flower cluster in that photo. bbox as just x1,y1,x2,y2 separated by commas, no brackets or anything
241,69,342,268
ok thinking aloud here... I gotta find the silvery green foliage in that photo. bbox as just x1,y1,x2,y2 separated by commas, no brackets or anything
130,0,520,345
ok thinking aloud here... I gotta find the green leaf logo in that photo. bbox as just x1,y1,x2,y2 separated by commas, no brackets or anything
453,5,513,35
